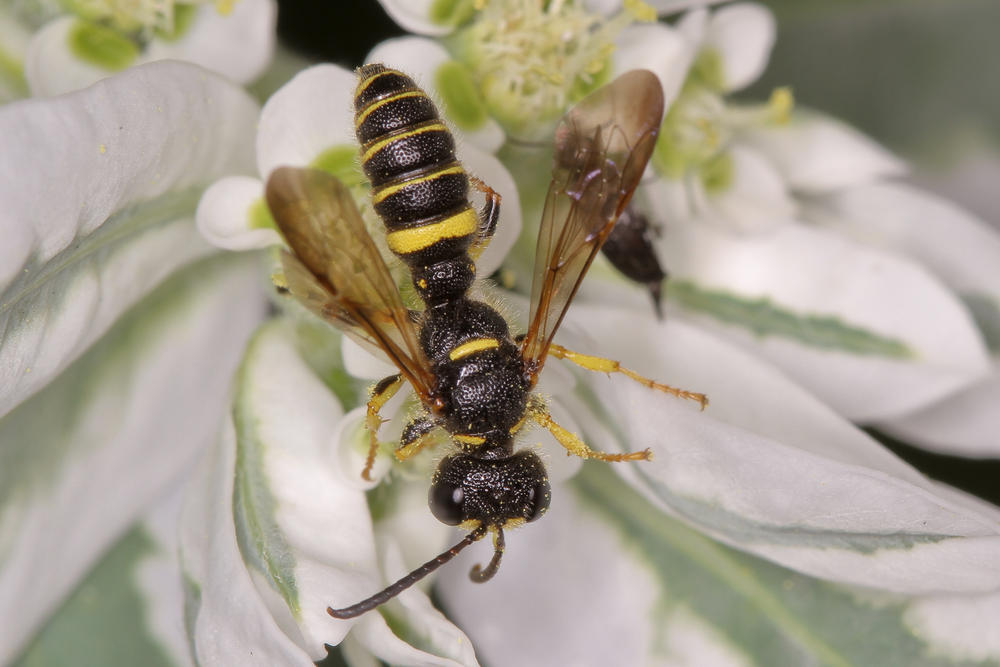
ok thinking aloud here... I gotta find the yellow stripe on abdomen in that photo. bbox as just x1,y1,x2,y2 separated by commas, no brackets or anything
371,165,465,206
355,90,427,128
449,338,500,361
355,68,404,100
361,122,448,164
386,208,478,255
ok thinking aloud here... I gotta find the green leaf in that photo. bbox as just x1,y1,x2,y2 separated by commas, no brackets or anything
1,60,259,419
13,527,175,667
666,279,915,358
0,253,265,664
67,19,138,71
232,327,302,617
576,463,997,667
430,0,478,27
435,60,488,130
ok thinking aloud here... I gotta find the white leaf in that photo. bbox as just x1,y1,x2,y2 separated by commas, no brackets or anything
878,370,1000,458
440,457,1000,665
181,321,476,664
11,490,195,667
179,418,320,666
0,255,266,664
656,217,992,420
810,182,1000,304
807,182,1000,455
0,60,259,419
438,490,661,667
740,110,907,194
556,304,1000,594
905,589,1000,662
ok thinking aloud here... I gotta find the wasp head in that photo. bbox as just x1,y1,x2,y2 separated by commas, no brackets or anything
429,450,551,531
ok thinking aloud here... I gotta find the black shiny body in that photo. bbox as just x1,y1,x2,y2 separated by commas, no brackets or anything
354,64,548,528
355,64,479,285
423,302,528,447
601,204,667,318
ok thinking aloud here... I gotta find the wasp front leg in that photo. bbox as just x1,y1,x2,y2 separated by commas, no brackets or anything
528,397,651,463
363,374,406,480
548,343,708,409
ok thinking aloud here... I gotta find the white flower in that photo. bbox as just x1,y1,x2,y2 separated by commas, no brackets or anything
360,0,673,149
0,0,276,100
196,62,522,276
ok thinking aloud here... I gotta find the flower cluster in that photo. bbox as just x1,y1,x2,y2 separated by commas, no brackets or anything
0,0,275,99
2,1,999,666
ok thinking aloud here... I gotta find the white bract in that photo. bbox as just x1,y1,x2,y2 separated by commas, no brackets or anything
369,0,999,444
0,0,276,100
358,0,997,447
5,1,1000,665
180,4,1000,664
0,61,267,663
613,3,1000,452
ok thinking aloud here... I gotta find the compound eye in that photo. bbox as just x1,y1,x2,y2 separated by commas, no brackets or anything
525,479,551,522
429,480,465,526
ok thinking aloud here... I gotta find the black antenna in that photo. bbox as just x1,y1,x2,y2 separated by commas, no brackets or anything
469,526,504,583
327,526,488,619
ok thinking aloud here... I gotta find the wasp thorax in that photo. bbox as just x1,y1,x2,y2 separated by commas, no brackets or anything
412,258,476,305
429,451,551,528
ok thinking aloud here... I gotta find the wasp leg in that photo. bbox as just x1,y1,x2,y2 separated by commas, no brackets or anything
548,343,708,410
395,415,440,461
363,374,405,480
530,404,651,463
469,175,501,259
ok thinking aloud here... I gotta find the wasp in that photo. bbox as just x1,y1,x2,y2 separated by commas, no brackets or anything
265,64,707,619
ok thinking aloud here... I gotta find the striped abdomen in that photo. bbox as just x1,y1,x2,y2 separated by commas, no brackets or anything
354,64,478,275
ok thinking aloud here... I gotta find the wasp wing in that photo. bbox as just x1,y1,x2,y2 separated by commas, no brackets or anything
266,166,437,402
521,70,664,383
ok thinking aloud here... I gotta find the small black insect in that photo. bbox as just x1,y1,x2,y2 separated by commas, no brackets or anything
601,203,668,318
265,64,706,619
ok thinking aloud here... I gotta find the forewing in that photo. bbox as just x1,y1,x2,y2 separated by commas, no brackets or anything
521,70,665,381
266,166,436,400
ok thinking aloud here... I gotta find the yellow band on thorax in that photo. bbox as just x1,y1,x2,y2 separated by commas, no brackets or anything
386,208,477,255
449,337,500,361
453,433,486,445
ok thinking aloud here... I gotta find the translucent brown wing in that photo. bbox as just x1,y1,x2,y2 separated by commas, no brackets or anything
520,70,665,383
266,166,437,402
